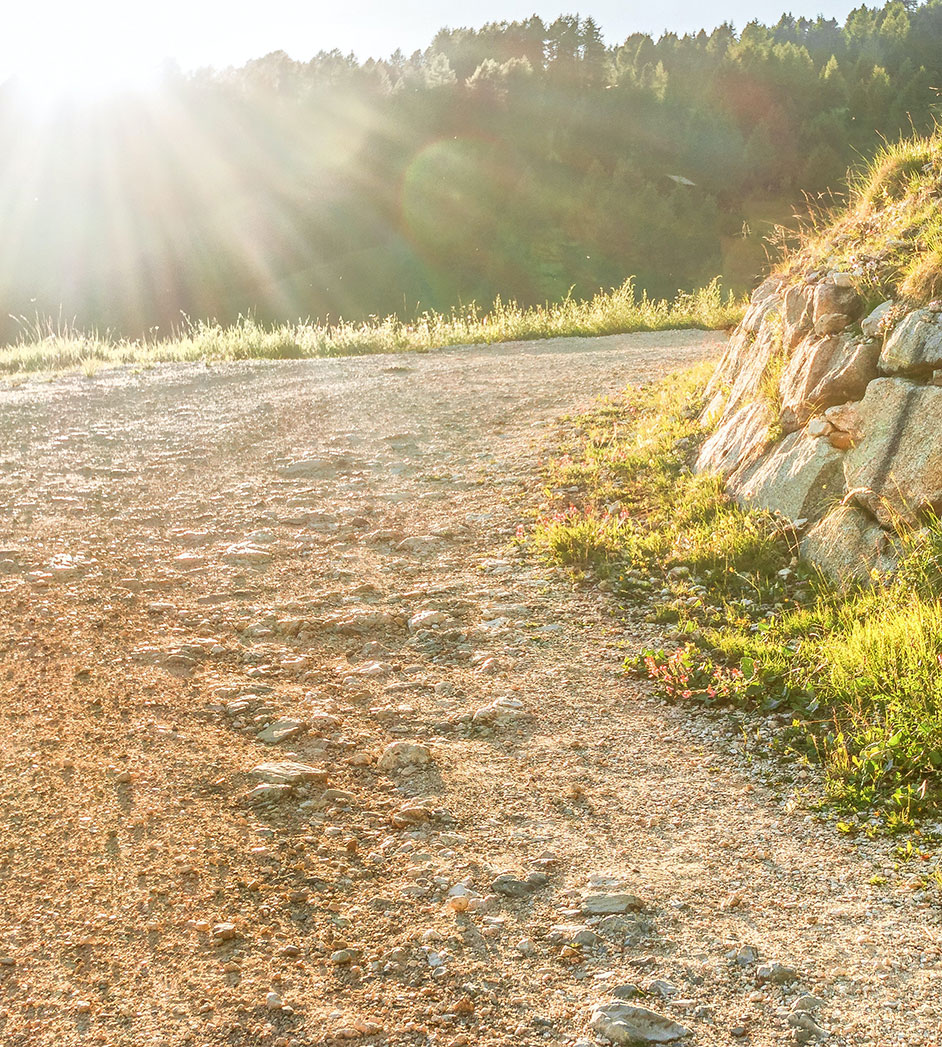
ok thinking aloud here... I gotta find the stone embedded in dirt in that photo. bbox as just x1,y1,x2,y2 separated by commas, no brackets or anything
590,1001,692,1044
250,761,328,786
212,922,240,942
256,718,306,745
547,924,601,947
223,542,272,564
612,983,643,1000
491,873,546,898
756,962,799,985
471,696,530,727
581,892,645,915
647,979,678,998
734,945,760,965
791,995,825,1013
397,535,442,556
245,783,291,804
408,609,449,631
376,740,432,772
265,991,283,1010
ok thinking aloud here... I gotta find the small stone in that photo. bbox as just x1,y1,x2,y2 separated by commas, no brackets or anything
76,1000,92,1014
377,741,432,773
757,962,799,985
212,922,240,942
590,1002,691,1044
515,938,537,957
791,994,825,1013
250,761,328,786
256,719,306,745
491,874,538,898
265,991,283,1011
582,893,645,915
734,945,759,966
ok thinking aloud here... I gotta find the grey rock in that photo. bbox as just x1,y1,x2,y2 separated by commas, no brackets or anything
861,299,894,338
377,740,432,772
245,783,292,804
813,279,863,325
756,962,799,984
791,994,825,1013
590,1002,691,1044
880,308,942,376
845,377,942,527
250,761,328,786
582,892,645,915
729,429,845,524
788,1011,828,1041
256,718,306,745
612,983,643,1000
547,925,602,947
696,401,774,478
492,874,538,899
801,504,899,583
780,334,879,431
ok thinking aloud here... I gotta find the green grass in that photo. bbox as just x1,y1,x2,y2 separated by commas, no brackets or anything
529,365,942,837
0,278,745,377
782,129,942,309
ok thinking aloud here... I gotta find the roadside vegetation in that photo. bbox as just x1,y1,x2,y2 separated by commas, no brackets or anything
530,366,942,841
781,130,942,309
0,279,744,376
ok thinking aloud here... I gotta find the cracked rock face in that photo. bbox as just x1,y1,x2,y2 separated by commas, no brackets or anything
844,378,942,527
698,266,942,583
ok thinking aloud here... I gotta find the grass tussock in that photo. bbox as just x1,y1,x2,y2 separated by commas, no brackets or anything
0,279,744,377
781,128,942,310
529,366,942,838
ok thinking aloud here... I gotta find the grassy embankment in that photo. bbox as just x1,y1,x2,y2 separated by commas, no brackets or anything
530,134,942,855
0,279,744,376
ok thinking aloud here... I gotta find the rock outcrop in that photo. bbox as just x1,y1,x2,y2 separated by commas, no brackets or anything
699,270,942,583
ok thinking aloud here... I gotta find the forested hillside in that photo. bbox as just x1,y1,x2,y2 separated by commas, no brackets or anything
1,1,939,339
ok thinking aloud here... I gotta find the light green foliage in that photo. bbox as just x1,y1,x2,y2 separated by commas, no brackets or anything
0,280,744,376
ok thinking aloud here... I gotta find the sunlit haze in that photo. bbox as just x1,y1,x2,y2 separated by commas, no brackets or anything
6,0,862,101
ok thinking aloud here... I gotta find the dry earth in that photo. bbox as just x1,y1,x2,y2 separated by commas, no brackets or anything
0,331,938,1047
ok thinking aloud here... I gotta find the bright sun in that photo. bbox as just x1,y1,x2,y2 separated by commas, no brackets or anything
3,2,164,108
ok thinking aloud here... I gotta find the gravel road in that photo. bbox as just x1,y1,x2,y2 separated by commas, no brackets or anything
0,330,938,1047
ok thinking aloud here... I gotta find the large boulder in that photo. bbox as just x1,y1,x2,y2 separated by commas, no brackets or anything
702,278,784,424
696,401,774,478
879,308,942,377
812,278,864,326
800,504,899,584
844,378,942,527
782,283,815,349
729,430,845,524
779,334,880,431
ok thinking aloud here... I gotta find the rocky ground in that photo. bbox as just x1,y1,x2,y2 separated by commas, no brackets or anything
0,331,939,1047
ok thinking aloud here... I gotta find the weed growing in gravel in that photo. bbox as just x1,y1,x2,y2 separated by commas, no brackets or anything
531,367,942,834
0,279,745,376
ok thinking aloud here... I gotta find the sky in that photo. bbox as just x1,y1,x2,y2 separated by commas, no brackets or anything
4,0,864,101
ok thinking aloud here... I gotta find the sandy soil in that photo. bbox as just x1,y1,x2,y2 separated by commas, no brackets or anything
0,330,938,1047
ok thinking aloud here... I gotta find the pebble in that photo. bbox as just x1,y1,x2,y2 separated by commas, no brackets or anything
377,741,432,772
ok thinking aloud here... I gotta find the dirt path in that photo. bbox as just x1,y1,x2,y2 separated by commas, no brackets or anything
0,331,938,1047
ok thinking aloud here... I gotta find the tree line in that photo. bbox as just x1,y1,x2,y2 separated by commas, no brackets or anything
0,1,938,340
